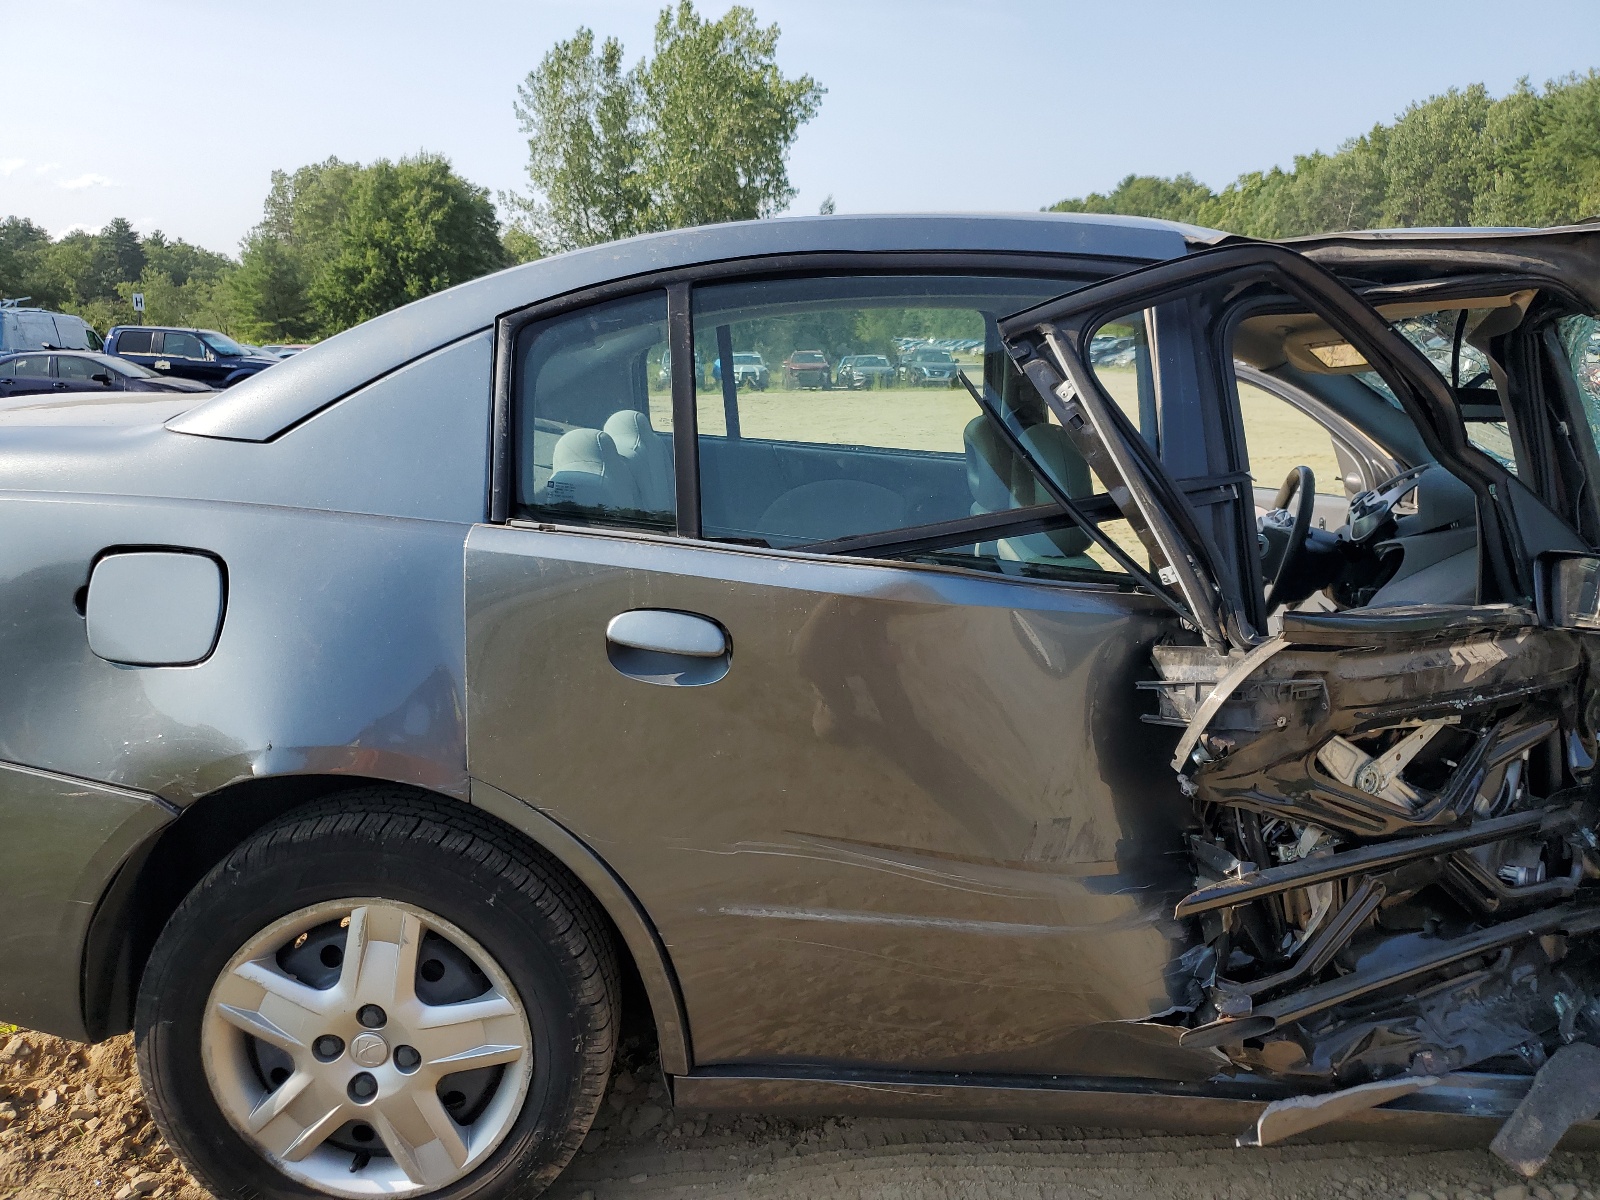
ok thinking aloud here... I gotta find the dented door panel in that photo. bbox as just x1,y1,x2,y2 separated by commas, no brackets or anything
465,524,1223,1075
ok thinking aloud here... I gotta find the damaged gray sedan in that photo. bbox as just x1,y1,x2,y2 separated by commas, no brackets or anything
3,213,1600,1199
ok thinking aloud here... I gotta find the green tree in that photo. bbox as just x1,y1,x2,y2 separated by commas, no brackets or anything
229,233,314,341
88,217,146,301
258,158,364,275
509,2,823,250
143,230,234,288
510,28,646,250
637,3,824,229
311,154,508,330
1508,71,1600,224
1380,85,1494,227
0,216,58,306
1051,173,1215,224
1045,74,1600,237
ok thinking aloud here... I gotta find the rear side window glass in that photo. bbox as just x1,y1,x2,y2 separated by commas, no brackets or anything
690,274,1138,583
117,330,154,354
1559,315,1600,454
513,291,674,532
18,313,57,346
6,355,50,378
160,331,205,359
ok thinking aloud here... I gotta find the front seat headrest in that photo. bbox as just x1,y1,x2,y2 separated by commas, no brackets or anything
603,409,674,515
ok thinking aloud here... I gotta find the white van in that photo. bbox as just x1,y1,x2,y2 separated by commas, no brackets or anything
0,303,103,353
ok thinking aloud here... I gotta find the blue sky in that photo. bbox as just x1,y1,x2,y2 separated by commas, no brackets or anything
4,0,1599,254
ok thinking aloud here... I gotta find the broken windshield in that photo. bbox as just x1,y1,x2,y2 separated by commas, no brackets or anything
1357,310,1517,473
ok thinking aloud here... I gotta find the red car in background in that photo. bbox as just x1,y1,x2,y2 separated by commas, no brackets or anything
782,349,830,388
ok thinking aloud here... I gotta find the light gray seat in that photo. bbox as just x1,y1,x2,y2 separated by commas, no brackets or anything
964,416,1098,570
758,480,908,545
543,427,640,515
603,409,674,516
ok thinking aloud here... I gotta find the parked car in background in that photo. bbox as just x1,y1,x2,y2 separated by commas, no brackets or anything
899,344,962,385
0,350,213,400
656,347,706,387
105,326,279,387
712,351,769,389
1089,333,1137,366
834,353,895,389
782,348,831,388
0,302,102,353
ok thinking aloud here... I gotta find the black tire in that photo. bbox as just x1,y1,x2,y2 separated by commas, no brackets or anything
134,789,618,1200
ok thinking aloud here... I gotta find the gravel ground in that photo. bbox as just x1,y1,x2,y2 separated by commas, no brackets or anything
1,1029,1596,1200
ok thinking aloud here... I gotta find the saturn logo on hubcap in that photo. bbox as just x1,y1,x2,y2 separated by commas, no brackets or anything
350,1032,389,1068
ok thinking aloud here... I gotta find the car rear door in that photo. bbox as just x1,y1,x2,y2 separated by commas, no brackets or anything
0,354,57,398
112,329,159,371
465,266,1227,1080
154,330,214,384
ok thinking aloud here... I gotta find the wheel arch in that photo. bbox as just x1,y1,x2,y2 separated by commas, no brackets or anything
84,773,692,1076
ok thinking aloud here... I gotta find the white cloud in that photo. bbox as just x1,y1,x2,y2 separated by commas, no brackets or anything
32,161,59,175
51,223,98,238
0,159,23,176
57,173,115,190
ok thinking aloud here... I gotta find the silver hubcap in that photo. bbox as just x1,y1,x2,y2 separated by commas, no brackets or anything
201,899,532,1198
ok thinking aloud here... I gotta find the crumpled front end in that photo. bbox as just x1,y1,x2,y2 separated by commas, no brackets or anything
1143,604,1600,1096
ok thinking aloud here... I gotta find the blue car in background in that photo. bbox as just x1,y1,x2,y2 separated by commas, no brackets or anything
104,325,280,387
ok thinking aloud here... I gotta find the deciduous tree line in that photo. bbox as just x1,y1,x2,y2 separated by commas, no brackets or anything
1049,74,1600,236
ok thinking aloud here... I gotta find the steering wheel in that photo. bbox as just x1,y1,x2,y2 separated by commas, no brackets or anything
1261,466,1315,611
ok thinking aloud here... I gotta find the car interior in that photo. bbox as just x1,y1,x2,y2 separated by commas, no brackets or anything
1223,296,1523,615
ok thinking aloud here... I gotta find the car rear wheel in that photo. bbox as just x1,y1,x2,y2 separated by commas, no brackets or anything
135,791,617,1200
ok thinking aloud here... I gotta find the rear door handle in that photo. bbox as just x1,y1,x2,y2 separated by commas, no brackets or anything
605,610,729,686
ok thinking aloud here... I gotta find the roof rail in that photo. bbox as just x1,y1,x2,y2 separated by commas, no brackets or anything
0,298,33,309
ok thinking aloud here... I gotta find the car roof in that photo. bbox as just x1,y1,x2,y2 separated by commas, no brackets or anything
168,212,1205,442
0,348,96,358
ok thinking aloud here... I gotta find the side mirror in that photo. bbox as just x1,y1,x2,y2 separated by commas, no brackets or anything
1536,552,1600,630
92,373,112,384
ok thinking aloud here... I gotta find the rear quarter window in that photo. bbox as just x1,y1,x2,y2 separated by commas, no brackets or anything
116,330,154,354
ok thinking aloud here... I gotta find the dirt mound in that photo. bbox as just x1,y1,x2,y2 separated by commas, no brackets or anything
0,1030,200,1200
